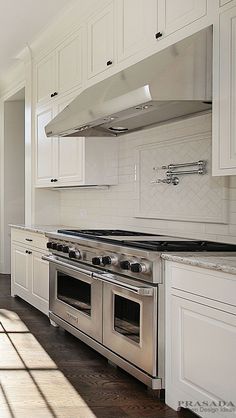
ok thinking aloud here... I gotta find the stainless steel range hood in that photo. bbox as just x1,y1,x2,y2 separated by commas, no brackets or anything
45,27,212,138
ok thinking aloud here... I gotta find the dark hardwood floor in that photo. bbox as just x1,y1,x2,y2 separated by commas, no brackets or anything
0,274,196,418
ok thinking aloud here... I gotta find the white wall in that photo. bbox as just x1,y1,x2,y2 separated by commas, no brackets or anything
4,101,25,272
60,113,236,244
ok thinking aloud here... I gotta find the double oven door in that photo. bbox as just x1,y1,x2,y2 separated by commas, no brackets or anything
47,255,158,376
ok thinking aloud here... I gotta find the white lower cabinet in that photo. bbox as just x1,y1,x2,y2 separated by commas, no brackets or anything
165,261,236,418
11,229,49,315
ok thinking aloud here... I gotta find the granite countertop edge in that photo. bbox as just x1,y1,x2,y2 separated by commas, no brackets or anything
9,224,69,235
161,253,236,275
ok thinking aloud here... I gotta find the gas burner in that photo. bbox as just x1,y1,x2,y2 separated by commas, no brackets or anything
57,229,155,239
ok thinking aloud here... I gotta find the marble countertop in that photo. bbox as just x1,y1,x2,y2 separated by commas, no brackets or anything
10,224,72,235
161,253,236,275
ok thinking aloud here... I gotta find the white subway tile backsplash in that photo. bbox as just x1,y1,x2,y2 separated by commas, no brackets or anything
60,113,236,244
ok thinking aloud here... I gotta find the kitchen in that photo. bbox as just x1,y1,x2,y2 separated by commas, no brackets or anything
1,0,236,417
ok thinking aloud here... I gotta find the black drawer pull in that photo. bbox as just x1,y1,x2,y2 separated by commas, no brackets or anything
107,60,113,66
25,238,33,242
51,92,58,98
155,32,163,39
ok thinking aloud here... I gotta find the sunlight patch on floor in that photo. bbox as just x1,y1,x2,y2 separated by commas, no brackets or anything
0,309,96,418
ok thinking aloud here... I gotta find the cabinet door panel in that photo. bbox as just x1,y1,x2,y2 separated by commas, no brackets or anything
57,30,83,95
35,106,56,186
171,296,236,410
158,0,206,36
218,7,236,172
57,138,84,184
12,246,29,291
56,95,84,185
36,54,55,104
32,252,49,303
117,0,157,62
87,3,114,79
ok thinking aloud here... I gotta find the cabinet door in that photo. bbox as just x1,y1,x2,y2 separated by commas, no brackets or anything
35,105,57,186
116,0,157,63
36,53,56,104
31,251,49,315
169,295,236,414
56,29,83,96
56,94,85,186
11,244,30,300
158,0,207,37
213,6,236,175
87,2,114,79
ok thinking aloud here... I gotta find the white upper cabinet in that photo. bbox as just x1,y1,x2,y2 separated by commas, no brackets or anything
87,2,115,79
35,105,56,187
36,53,56,104
116,0,158,63
35,28,83,105
56,93,84,186
213,5,236,175
35,91,118,188
56,29,83,96
157,0,207,38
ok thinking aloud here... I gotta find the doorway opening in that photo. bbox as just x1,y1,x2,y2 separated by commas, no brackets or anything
3,87,25,273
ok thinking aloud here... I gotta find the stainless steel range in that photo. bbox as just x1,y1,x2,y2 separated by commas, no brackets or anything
43,229,236,389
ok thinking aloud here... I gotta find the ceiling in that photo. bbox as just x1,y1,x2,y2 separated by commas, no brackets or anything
0,0,76,75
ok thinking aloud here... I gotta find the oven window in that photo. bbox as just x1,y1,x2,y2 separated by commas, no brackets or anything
57,272,91,316
114,294,140,343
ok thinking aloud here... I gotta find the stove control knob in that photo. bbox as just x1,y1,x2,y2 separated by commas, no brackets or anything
62,245,69,253
52,243,58,250
92,257,102,266
130,263,147,273
69,249,81,259
102,256,118,266
47,242,53,249
56,244,63,252
120,260,130,270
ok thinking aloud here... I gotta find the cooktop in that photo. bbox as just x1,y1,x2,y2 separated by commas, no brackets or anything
57,229,236,252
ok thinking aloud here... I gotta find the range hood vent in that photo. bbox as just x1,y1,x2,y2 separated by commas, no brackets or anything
45,27,212,138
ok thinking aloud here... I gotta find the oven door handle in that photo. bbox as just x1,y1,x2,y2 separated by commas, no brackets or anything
42,255,92,277
93,273,154,296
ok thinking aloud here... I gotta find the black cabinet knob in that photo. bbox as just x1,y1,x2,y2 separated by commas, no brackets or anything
51,92,58,98
56,244,63,251
62,245,69,253
120,260,130,270
106,60,113,66
52,243,58,250
92,257,101,266
155,32,163,39
47,242,53,249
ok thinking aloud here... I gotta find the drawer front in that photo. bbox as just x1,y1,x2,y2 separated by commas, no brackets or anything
11,228,48,251
168,262,236,307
